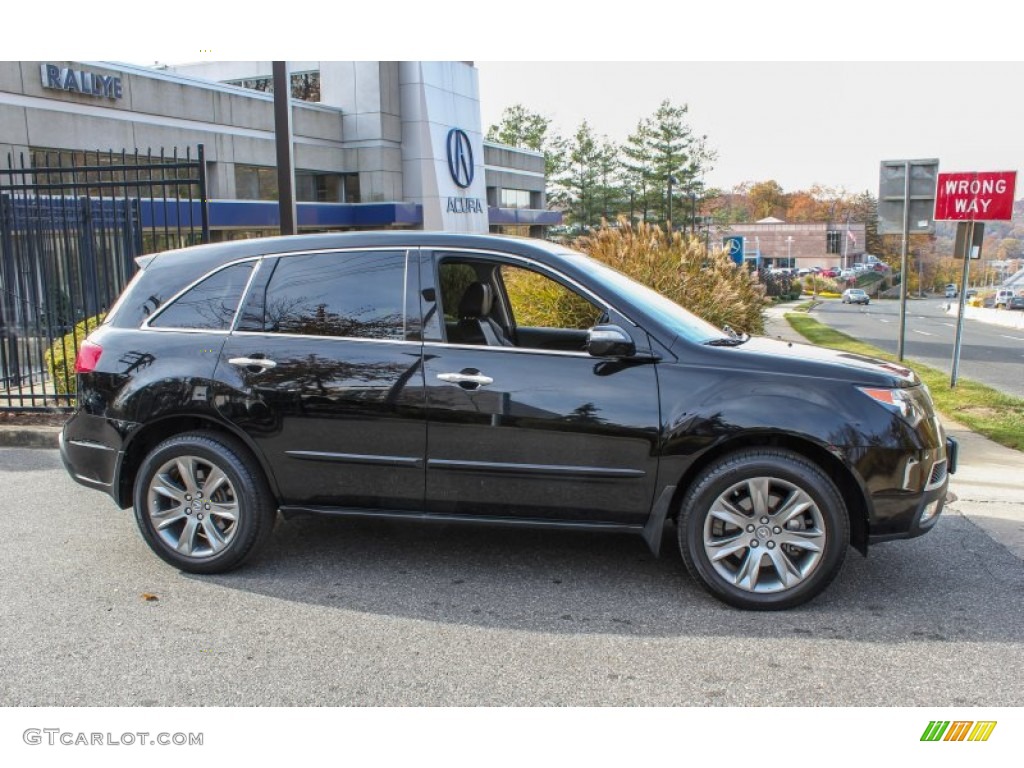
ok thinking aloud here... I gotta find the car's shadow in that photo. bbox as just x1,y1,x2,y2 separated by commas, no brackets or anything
190,510,1024,643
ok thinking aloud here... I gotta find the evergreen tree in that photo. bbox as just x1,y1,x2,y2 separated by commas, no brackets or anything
486,104,567,207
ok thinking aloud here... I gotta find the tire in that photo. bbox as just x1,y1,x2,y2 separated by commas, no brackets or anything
678,448,849,610
133,431,276,574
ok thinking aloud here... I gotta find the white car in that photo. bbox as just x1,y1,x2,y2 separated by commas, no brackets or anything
842,288,870,305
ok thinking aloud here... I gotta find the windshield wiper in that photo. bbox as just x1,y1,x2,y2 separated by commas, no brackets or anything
706,325,750,346
705,337,747,346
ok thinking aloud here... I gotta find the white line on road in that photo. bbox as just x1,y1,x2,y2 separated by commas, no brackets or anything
912,330,933,336
1000,335,1024,342
942,323,955,328
878,319,890,323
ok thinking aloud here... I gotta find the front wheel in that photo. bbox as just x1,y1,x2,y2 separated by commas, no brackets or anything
678,449,849,610
133,431,276,574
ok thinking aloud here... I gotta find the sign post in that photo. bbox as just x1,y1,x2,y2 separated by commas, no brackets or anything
879,159,939,361
935,170,1017,388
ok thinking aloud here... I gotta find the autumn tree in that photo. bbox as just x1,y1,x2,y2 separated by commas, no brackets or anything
748,180,787,220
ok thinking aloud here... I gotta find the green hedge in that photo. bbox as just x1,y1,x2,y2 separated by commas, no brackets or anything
44,314,105,395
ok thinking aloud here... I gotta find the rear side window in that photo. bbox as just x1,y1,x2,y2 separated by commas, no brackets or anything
148,262,254,330
261,251,407,340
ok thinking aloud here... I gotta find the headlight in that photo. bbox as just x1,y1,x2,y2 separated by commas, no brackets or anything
857,386,923,426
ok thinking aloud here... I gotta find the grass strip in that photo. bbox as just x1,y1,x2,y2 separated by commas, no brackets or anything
784,313,1024,452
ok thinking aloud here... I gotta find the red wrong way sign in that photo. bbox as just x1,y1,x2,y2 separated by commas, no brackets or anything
934,171,1017,220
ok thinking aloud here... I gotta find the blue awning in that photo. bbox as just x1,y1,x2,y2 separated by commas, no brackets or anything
487,207,563,226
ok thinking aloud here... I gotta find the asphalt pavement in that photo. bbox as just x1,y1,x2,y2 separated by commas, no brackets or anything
0,440,1021,707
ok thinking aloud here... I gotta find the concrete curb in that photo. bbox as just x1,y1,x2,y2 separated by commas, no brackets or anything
0,425,61,449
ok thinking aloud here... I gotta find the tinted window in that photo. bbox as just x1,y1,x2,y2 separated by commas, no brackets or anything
149,262,254,330
263,251,407,339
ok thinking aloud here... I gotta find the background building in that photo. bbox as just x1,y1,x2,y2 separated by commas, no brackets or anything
713,218,868,270
0,60,560,240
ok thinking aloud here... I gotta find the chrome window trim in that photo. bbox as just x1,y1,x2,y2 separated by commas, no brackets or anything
141,327,234,336
229,330,421,347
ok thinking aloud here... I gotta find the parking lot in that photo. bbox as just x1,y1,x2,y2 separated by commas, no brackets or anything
2,446,1022,707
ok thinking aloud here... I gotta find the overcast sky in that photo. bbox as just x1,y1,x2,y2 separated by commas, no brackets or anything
477,61,1024,196
18,3,1022,199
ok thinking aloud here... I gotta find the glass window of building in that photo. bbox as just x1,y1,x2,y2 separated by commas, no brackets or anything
28,147,200,199
235,165,280,201
499,188,531,209
343,174,360,203
295,172,341,203
224,71,321,103
826,231,842,254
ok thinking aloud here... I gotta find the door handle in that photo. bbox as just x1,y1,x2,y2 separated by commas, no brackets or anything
228,356,278,371
437,372,494,388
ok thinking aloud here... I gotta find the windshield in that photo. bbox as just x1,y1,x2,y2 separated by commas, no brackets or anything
564,251,728,344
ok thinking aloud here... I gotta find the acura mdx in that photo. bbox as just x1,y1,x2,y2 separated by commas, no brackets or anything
60,232,956,609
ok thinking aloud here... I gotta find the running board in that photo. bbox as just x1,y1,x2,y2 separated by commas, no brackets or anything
279,505,646,537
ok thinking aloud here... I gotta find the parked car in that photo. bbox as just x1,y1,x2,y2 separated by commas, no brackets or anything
821,268,839,279
842,288,870,305
60,232,955,610
1008,296,1024,311
994,289,1015,308
944,284,958,299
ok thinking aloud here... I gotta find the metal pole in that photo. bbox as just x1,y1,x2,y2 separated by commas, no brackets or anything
897,161,911,361
950,221,976,388
273,61,297,236
196,143,210,243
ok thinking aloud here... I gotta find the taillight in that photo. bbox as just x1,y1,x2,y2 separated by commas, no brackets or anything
74,339,103,373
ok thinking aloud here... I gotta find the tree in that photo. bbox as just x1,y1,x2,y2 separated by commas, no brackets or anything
621,118,657,224
593,138,621,224
559,121,604,228
748,180,787,220
486,104,567,206
620,100,716,230
849,191,884,258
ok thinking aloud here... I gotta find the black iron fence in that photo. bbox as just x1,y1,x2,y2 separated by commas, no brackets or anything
0,146,209,410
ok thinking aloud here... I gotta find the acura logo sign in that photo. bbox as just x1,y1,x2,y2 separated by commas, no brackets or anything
446,128,474,189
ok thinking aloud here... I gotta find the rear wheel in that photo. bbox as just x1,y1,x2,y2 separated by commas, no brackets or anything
133,431,275,573
678,449,849,610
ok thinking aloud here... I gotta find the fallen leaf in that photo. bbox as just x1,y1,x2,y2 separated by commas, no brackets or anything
142,593,159,602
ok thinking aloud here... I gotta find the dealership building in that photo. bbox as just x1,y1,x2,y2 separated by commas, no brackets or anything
0,60,558,239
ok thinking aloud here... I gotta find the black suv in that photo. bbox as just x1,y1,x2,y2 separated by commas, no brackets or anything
61,232,956,609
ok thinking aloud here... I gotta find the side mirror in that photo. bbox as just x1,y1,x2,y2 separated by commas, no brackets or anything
586,324,635,358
